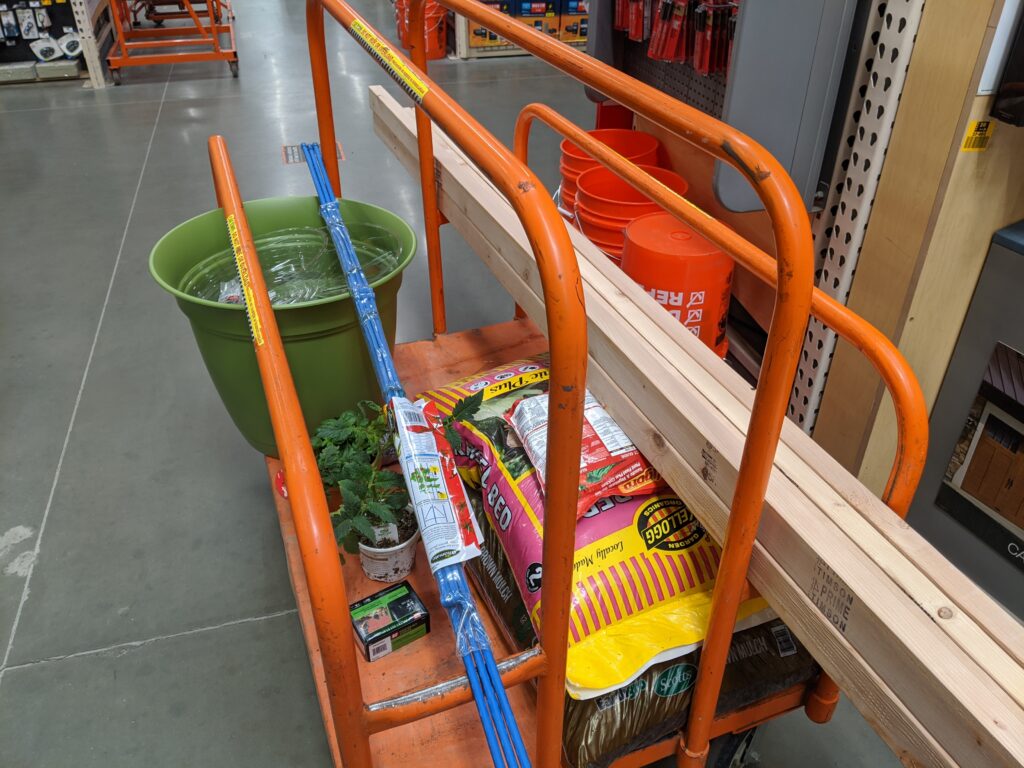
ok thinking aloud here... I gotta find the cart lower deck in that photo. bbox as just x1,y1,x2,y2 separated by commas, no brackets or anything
267,318,816,767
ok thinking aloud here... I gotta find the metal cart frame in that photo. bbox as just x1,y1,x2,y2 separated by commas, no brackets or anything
106,0,237,83
223,1,929,765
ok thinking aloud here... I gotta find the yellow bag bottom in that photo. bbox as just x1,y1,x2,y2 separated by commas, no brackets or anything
564,592,771,696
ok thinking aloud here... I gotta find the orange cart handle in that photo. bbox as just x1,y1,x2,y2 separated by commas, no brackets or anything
513,103,928,518
305,1,819,764
308,2,588,765
399,3,812,764
206,136,375,766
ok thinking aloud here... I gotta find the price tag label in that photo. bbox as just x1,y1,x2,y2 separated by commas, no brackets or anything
961,120,994,153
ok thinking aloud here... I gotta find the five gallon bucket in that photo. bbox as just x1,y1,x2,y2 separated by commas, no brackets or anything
559,129,661,212
622,212,733,357
150,196,416,456
575,165,689,261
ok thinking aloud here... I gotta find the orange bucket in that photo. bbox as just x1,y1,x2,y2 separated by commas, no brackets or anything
575,208,626,257
574,165,688,256
575,164,688,217
559,129,661,210
622,212,733,357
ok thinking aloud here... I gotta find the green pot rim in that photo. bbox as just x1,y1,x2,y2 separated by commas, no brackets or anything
149,196,416,313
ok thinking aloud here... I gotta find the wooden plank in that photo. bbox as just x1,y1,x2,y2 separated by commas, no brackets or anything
372,87,1024,765
371,84,1024,677
634,115,778,332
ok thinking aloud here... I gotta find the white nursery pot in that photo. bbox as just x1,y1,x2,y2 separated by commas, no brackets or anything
358,530,420,583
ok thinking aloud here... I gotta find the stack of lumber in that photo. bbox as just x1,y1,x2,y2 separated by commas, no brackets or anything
369,86,1024,768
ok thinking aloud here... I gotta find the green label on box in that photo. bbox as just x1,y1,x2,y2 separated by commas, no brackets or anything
351,585,409,621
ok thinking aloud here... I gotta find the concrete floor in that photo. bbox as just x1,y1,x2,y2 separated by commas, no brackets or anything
0,1,901,765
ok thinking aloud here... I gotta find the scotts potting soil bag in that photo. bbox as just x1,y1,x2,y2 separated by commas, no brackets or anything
420,357,771,697
466,493,816,768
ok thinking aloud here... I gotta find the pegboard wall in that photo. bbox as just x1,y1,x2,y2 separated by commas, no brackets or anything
621,38,727,118
788,0,926,432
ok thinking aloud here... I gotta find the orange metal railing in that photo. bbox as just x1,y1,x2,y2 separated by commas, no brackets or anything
511,101,928,729
308,2,589,765
206,135,373,764
391,3,815,764
512,104,928,519
234,2,935,767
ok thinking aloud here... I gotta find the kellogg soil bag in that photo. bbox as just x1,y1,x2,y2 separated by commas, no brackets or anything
466,492,815,768
421,357,772,697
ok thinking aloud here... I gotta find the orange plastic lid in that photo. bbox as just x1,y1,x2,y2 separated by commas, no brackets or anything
624,212,721,258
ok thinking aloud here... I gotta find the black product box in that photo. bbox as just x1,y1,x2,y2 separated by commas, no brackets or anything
349,581,430,662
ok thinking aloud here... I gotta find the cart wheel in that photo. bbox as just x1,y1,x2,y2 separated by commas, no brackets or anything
153,18,164,26
707,728,757,768
111,69,122,85
229,60,239,78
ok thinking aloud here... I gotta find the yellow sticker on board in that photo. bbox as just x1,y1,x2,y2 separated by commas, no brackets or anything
350,19,429,103
226,215,265,347
961,119,994,152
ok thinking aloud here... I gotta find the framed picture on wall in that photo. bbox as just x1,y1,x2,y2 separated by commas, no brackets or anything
936,342,1024,567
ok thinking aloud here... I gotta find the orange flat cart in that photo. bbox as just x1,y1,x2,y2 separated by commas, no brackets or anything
106,0,237,83
228,1,930,765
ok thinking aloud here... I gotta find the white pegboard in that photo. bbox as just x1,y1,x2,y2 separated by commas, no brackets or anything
788,0,926,431
69,0,108,89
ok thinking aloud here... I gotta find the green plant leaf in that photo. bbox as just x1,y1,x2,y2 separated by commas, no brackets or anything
359,399,383,415
366,500,396,523
376,469,406,488
444,424,463,452
350,514,377,542
333,518,355,549
343,457,373,486
385,492,410,510
338,479,361,512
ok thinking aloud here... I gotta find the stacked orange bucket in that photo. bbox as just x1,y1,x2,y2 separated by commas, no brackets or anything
560,128,733,357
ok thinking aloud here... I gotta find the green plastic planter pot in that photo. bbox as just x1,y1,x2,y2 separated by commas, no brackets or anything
150,196,416,457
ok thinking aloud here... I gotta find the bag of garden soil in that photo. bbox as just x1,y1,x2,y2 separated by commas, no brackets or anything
465,494,817,768
421,356,772,697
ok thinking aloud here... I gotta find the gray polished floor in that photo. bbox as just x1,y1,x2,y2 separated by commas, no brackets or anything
0,1,898,765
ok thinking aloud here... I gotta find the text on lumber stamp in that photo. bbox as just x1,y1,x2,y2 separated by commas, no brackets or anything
809,557,855,634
